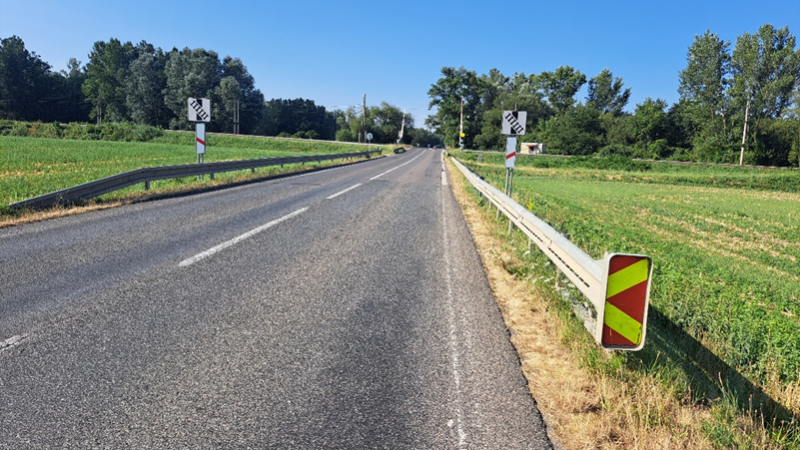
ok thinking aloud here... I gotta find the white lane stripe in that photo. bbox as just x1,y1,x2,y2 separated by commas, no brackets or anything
442,171,448,186
179,207,308,267
441,177,467,448
1,334,29,352
369,151,425,180
326,183,362,200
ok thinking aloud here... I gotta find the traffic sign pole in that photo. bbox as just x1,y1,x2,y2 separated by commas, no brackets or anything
500,111,524,220
188,97,211,167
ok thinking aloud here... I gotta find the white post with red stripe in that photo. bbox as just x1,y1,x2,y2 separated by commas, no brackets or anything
188,97,212,171
505,136,516,169
501,110,524,198
196,123,206,157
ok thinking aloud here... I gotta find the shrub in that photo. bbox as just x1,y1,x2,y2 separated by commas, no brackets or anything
597,144,634,157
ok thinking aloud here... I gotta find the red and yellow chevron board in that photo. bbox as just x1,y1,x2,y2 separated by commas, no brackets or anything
601,254,653,350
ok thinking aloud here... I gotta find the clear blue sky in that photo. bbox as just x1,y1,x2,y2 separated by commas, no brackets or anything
2,0,799,127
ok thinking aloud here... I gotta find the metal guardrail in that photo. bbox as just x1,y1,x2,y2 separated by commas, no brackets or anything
451,157,604,300
10,150,381,210
450,156,653,351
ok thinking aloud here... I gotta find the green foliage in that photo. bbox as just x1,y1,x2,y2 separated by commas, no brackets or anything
633,98,670,147
535,65,586,114
586,68,631,116
428,24,799,166
0,120,164,141
258,98,337,140
427,66,487,148
0,36,67,122
83,38,144,123
126,50,170,127
597,143,634,157
678,30,731,141
461,155,800,444
333,101,416,144
538,104,603,155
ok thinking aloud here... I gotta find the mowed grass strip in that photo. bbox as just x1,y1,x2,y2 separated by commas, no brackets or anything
456,153,800,445
0,135,372,206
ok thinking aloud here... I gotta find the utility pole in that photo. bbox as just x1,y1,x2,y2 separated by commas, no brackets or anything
361,94,368,144
233,99,240,135
739,97,751,165
397,109,406,143
459,97,464,149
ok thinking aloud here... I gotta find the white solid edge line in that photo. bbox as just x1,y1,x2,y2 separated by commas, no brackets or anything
441,171,448,186
326,183,362,200
369,151,425,180
179,207,308,267
440,173,467,447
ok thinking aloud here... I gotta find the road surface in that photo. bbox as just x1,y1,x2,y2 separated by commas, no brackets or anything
1,148,552,448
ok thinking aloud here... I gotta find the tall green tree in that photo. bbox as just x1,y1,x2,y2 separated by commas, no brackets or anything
0,35,55,120
427,66,487,148
163,47,222,130
259,98,336,140
535,65,586,114
587,68,631,116
125,49,170,126
55,58,91,122
731,24,800,164
475,71,550,150
215,56,263,134
82,39,145,124
633,98,670,148
678,30,732,138
539,103,603,155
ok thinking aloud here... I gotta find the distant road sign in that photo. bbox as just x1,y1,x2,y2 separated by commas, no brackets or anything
188,98,211,123
501,111,527,135
366,133,373,141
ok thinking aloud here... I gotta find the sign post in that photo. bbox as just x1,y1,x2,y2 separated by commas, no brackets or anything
188,98,212,176
367,132,373,153
501,110,526,196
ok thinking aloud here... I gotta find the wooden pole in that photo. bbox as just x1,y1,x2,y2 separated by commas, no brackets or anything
739,97,751,165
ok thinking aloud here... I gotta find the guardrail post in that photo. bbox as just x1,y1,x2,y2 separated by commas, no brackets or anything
144,181,150,191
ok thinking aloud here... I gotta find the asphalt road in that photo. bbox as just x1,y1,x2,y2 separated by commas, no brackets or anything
0,148,552,448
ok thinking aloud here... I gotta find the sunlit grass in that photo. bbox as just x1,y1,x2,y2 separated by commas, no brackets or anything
0,135,373,206
455,152,800,446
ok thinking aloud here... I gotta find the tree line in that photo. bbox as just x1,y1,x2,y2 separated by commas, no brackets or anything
0,36,438,144
427,24,800,166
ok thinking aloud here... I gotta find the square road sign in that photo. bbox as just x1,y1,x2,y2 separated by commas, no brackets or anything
501,111,527,135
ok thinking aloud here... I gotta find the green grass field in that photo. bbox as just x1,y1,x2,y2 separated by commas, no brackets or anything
456,151,800,445
0,134,374,207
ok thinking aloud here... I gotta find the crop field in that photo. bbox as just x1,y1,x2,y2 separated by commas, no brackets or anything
456,152,800,442
0,134,373,207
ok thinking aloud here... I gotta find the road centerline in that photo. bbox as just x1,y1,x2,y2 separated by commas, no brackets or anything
178,207,308,267
369,151,425,180
326,183,362,200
